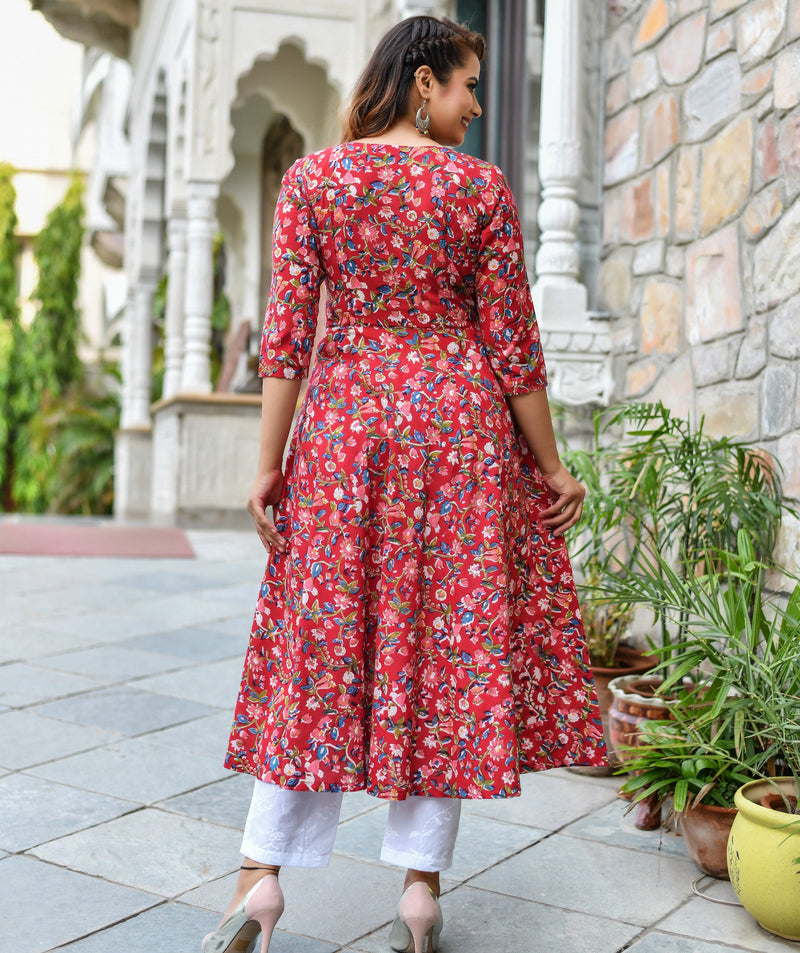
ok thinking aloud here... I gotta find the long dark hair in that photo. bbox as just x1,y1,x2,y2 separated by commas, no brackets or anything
342,16,485,142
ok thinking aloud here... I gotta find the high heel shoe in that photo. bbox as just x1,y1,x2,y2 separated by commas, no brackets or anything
202,873,284,953
388,882,443,953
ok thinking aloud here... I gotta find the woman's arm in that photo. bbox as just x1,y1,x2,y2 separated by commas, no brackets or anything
507,388,585,536
246,377,302,552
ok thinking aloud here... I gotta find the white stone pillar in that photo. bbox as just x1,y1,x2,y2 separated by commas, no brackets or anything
180,182,218,393
396,0,447,16
162,214,188,399
532,0,588,327
120,279,156,428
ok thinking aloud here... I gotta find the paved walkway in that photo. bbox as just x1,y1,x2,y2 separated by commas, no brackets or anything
0,528,795,953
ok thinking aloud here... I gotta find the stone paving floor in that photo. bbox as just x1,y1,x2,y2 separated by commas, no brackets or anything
0,528,796,953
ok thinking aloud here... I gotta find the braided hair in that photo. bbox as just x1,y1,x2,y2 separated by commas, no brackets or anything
342,16,485,142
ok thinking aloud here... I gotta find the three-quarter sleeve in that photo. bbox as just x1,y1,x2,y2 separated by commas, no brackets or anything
475,174,547,396
258,161,323,379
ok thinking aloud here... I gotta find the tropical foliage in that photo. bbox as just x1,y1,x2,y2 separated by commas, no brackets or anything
0,173,119,515
618,530,800,810
565,401,789,667
0,162,19,502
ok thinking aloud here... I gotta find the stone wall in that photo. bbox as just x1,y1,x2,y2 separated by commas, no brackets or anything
600,0,800,555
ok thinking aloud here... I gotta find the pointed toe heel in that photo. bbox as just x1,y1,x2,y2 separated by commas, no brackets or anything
389,882,443,953
202,874,284,953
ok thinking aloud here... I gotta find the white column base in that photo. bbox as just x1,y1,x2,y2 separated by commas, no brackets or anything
114,427,153,522
150,393,262,526
532,280,588,331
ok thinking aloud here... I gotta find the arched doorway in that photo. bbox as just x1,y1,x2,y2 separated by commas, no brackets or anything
218,40,339,392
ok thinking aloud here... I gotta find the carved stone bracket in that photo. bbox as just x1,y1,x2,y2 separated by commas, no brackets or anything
541,314,614,406
31,0,139,57
190,0,222,179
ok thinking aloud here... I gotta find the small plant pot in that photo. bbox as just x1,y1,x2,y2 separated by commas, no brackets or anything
727,778,800,941
591,646,658,715
680,801,737,880
586,647,657,774
759,792,798,813
607,673,671,765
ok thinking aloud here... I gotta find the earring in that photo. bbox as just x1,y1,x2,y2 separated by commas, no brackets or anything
416,100,431,136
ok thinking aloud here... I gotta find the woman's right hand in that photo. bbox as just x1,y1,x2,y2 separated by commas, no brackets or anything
247,468,287,552
538,463,586,536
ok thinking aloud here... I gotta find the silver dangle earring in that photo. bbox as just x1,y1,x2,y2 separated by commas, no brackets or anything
415,100,431,136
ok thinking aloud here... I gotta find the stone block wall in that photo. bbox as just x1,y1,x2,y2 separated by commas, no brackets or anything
601,0,800,556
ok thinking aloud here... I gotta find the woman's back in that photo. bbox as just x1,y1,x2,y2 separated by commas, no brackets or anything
299,143,502,332
262,143,545,396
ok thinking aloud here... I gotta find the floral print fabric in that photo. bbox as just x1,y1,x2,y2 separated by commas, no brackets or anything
225,144,607,799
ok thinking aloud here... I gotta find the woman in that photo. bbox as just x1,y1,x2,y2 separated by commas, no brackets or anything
203,15,606,953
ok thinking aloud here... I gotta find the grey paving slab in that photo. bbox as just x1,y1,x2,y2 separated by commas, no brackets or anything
133,656,245,708
276,855,408,946
30,807,242,897
350,884,639,953
192,580,262,605
50,900,219,953
0,854,159,953
121,625,246,661
207,613,258,636
332,804,547,883
1,563,67,593
159,773,255,828
0,709,119,769
49,556,177,584
123,569,227,593
657,885,800,952
470,832,698,926
0,773,134,851
54,609,166,641
59,898,340,953
2,590,88,624
0,661,99,707
146,708,233,758
119,591,242,628
28,736,230,803
461,767,618,830
339,789,384,822
36,643,186,682
563,798,691,860
45,581,157,611
31,684,215,735
179,868,238,913
0,623,96,662
264,933,341,953
626,933,777,953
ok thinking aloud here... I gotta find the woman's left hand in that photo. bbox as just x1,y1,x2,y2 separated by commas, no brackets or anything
247,468,287,552
538,464,585,536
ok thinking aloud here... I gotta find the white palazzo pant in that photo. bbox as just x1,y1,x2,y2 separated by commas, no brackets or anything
241,780,461,871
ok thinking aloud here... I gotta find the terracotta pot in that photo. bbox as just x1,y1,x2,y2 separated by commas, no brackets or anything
607,673,672,765
759,792,798,813
591,645,658,715
680,801,738,879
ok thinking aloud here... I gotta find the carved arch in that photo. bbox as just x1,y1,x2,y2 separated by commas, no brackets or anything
222,39,341,181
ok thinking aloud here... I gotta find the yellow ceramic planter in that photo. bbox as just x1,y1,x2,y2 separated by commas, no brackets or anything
727,778,800,941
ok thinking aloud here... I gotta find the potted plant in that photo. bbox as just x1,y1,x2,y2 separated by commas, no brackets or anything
566,401,789,764
614,529,800,930
619,720,751,878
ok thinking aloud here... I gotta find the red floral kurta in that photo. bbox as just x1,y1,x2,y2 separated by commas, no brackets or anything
225,143,607,799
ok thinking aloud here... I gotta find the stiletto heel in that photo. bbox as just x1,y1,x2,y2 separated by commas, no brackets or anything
202,873,284,953
389,882,443,953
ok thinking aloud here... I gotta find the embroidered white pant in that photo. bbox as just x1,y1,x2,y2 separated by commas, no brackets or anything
241,780,461,871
